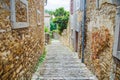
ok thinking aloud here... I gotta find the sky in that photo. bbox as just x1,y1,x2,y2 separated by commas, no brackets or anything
45,0,70,11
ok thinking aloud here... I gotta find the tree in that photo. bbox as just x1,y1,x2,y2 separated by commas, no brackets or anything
52,7,69,34
50,21,57,31
45,9,54,15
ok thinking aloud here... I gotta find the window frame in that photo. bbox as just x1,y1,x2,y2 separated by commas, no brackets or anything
10,0,29,29
113,7,120,60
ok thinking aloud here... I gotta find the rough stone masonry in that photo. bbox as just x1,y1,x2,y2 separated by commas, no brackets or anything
84,0,120,80
0,0,44,79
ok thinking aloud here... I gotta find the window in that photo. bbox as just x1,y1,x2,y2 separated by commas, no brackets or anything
113,9,120,60
37,10,41,25
10,0,29,29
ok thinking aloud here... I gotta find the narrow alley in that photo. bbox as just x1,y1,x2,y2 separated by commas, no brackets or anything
1,0,120,80
32,40,97,80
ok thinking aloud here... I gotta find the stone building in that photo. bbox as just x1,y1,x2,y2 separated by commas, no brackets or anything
70,0,84,54
44,13,51,30
0,0,45,79
70,0,120,80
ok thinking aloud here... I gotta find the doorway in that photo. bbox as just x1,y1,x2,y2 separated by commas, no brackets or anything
75,31,79,52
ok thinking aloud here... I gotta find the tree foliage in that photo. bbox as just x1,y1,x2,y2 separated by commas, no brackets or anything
44,26,49,33
45,9,54,15
50,21,57,31
52,7,69,34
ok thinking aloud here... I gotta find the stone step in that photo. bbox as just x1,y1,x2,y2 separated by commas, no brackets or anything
43,64,83,67
37,68,95,78
36,76,97,80
45,59,81,62
32,40,98,80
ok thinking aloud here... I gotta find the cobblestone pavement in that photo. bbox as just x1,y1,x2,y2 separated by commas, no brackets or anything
32,40,98,80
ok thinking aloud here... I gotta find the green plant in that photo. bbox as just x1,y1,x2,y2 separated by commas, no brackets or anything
45,9,54,15
52,30,58,33
34,48,47,72
50,21,57,31
44,26,49,33
49,31,53,38
52,7,69,35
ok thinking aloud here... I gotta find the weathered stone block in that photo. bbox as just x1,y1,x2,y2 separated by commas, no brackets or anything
84,1,117,80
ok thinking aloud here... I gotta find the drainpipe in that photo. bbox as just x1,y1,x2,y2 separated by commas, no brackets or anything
81,0,86,63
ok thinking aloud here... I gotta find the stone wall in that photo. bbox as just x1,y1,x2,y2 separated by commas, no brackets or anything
45,33,50,45
84,0,118,79
113,58,120,80
60,22,73,50
0,0,44,79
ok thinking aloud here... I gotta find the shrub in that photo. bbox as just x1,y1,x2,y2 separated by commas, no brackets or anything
44,26,49,33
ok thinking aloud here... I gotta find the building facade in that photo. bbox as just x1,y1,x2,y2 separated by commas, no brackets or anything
70,0,120,79
70,0,82,52
0,0,45,79
44,13,51,30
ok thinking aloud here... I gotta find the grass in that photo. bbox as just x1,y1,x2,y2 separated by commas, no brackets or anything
34,48,47,72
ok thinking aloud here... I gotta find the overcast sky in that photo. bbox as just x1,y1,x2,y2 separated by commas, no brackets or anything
45,0,70,11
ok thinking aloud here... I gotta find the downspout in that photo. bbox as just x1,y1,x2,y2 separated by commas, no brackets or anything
81,0,86,63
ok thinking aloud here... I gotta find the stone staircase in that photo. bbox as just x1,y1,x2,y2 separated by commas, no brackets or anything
32,40,98,80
